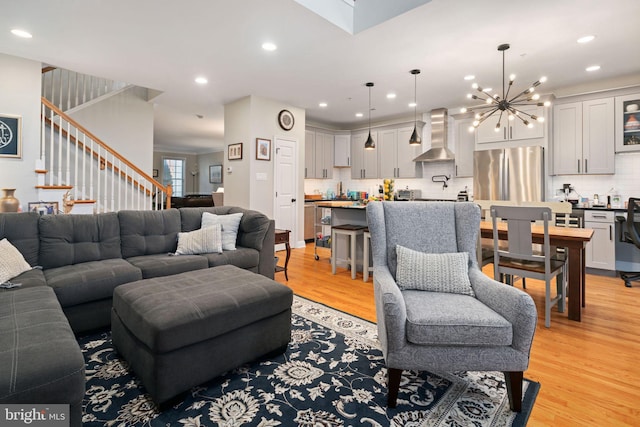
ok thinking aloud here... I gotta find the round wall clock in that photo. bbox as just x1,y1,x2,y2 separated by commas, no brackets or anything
278,109,294,131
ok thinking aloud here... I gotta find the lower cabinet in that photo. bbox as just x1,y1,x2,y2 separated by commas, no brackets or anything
585,210,616,270
304,203,315,240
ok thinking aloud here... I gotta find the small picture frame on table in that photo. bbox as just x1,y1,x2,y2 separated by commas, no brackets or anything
228,143,243,160
209,165,222,183
28,201,59,215
256,138,271,161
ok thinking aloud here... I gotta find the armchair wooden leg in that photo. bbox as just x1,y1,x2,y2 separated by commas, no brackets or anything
504,371,523,412
387,368,402,408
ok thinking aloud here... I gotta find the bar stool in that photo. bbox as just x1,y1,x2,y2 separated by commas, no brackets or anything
331,224,366,280
362,229,373,282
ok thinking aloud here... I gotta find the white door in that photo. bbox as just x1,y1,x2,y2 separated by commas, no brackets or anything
274,137,297,247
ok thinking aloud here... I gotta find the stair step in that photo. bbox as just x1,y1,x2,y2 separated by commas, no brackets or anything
35,169,48,174
73,200,96,204
35,185,73,190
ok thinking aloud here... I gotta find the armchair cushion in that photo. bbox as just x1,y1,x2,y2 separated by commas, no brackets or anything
403,290,513,346
396,245,474,296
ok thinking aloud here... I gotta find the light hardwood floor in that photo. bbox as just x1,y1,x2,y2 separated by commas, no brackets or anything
274,243,640,427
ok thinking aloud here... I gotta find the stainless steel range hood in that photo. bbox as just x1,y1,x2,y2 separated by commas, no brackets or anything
413,108,455,162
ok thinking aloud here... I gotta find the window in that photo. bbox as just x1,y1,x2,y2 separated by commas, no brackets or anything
162,157,185,197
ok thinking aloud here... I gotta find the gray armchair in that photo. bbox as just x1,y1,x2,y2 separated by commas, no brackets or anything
366,201,537,411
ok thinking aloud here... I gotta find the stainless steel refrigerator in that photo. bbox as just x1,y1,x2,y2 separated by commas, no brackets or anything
473,145,545,203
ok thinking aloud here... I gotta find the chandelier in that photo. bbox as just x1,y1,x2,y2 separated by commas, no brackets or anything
461,43,550,131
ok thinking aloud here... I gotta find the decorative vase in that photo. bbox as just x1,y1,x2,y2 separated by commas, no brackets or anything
0,188,20,213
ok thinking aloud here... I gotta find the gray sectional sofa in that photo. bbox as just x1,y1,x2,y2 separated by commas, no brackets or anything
0,206,275,426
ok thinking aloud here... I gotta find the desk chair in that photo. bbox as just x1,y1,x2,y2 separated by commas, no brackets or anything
619,198,640,287
491,205,566,328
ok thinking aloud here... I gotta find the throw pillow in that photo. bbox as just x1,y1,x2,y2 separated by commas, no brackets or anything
395,245,474,296
201,212,244,250
175,223,222,255
0,238,32,284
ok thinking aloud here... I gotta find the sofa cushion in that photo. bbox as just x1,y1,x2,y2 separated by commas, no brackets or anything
0,238,32,284
396,245,474,296
201,247,260,270
125,253,208,279
119,209,181,258
403,290,513,346
7,268,47,289
112,265,293,353
0,212,41,266
39,212,122,269
44,259,143,307
0,287,85,410
175,224,222,255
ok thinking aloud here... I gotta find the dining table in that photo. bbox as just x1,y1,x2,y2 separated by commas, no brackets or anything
479,220,594,322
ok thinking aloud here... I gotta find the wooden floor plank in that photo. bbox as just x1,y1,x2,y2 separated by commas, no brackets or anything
274,243,640,426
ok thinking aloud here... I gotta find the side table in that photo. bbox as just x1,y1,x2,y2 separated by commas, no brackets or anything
274,229,291,280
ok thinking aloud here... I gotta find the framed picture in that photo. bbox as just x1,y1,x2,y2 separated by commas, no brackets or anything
209,165,223,183
256,138,271,161
228,143,243,160
0,114,22,158
152,169,159,178
28,201,59,215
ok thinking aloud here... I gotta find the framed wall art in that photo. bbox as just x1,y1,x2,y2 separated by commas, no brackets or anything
228,143,243,160
209,165,222,183
256,138,271,161
153,169,159,178
0,114,22,158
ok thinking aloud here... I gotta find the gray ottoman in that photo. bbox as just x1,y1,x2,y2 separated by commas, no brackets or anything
111,264,293,405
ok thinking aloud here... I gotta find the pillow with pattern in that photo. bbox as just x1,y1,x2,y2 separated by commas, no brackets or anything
201,212,243,251
175,223,222,255
395,245,474,296
0,238,32,284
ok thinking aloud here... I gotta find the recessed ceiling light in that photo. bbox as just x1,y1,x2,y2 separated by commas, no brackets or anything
577,35,595,44
464,75,475,81
11,29,32,38
319,102,327,108
408,102,417,108
386,93,396,99
262,42,277,51
194,76,208,84
355,112,363,118
586,65,601,72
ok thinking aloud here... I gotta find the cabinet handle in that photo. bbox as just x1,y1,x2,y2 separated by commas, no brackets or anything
609,225,612,241
577,159,580,173
347,157,350,166
305,167,307,178
509,126,512,140
456,165,458,176
585,159,588,173
504,127,507,140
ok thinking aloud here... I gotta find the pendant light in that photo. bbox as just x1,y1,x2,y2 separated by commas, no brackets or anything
364,82,375,150
409,69,421,145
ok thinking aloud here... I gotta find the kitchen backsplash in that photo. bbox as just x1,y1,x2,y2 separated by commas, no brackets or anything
305,152,640,203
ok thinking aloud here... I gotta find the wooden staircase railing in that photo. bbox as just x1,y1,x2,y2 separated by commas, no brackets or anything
40,97,171,211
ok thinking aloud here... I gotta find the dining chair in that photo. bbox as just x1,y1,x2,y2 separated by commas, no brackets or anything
618,197,640,287
491,205,566,327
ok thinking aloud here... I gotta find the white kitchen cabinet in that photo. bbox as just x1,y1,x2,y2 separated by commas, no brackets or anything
476,105,544,144
454,117,475,177
304,130,315,179
377,126,423,179
313,131,334,179
552,98,614,175
351,131,378,179
585,210,616,270
615,93,640,153
334,134,351,167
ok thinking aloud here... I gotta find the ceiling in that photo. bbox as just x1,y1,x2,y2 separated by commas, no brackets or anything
2,0,640,154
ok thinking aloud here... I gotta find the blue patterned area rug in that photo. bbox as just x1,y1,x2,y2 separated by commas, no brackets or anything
78,296,539,426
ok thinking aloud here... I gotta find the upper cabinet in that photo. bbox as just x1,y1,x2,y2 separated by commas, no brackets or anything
305,129,333,179
476,105,545,144
334,134,351,167
552,98,615,175
615,93,640,153
378,125,423,179
454,117,475,177
351,131,378,179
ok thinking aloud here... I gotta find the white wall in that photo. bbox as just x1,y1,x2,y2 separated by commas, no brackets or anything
198,151,224,193
69,86,154,174
0,54,42,209
223,97,252,208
